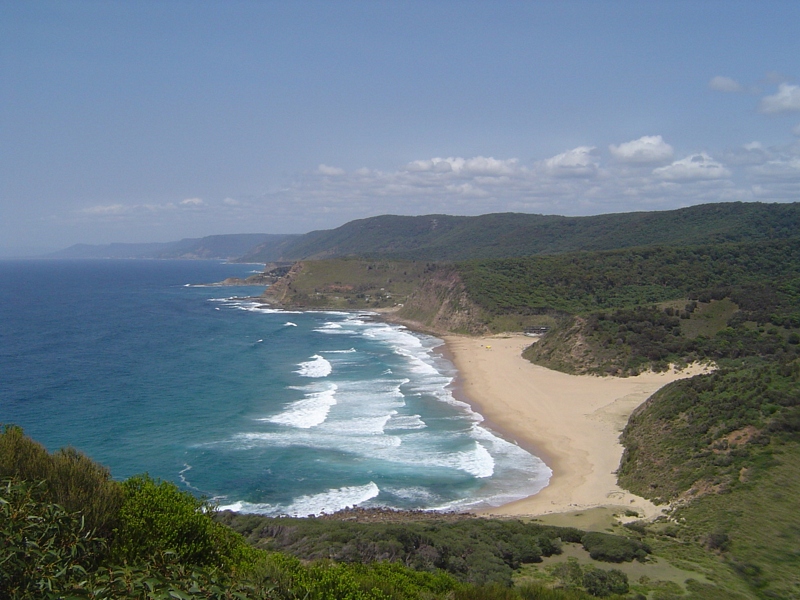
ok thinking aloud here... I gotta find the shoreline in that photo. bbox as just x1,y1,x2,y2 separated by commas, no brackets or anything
441,333,711,519
255,306,707,518
434,338,558,484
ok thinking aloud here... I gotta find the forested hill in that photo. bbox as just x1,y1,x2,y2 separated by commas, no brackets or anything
240,201,800,262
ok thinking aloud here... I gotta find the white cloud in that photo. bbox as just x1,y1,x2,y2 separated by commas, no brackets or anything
404,156,518,176
223,197,241,206
709,76,744,93
542,146,599,177
318,164,345,176
759,83,800,114
81,203,127,215
653,153,731,181
461,156,519,175
405,157,458,173
180,197,204,206
609,135,674,163
793,123,800,136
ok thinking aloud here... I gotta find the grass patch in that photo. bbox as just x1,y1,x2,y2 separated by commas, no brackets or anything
486,313,558,334
680,298,739,340
530,508,633,533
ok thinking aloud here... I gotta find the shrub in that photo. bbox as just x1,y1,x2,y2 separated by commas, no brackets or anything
704,530,731,552
0,424,124,537
114,474,253,569
622,521,647,535
582,567,629,597
0,478,107,598
580,532,650,562
248,553,409,600
551,557,584,588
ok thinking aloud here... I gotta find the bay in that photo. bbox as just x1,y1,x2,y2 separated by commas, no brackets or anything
0,259,550,515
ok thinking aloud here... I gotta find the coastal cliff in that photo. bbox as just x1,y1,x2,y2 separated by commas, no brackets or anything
393,265,488,335
259,260,489,335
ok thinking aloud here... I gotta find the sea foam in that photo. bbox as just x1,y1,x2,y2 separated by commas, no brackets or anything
219,482,380,517
295,355,332,378
266,383,338,428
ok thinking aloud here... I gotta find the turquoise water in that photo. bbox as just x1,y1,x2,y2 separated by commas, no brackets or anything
0,259,550,515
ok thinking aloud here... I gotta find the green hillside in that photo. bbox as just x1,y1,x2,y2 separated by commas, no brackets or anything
241,202,800,262
616,361,800,599
456,238,800,317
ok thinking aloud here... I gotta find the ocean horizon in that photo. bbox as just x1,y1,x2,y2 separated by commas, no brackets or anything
0,259,550,515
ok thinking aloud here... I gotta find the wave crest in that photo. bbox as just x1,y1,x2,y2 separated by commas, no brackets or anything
295,355,332,378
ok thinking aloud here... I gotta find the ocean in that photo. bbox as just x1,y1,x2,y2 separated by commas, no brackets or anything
0,259,550,515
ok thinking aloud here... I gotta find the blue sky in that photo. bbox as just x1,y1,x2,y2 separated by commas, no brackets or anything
2,1,799,252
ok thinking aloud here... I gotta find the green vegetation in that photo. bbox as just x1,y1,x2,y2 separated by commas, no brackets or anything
459,239,800,374
0,422,124,536
618,360,800,501
670,445,800,599
614,361,800,598
219,512,651,587
241,202,800,263
578,533,649,564
456,238,800,320
1,479,106,598
523,302,800,376
114,474,256,569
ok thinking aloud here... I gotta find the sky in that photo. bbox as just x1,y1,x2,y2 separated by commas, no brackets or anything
2,1,800,253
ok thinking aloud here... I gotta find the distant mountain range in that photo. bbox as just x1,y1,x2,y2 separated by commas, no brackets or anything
45,234,297,261
46,201,800,263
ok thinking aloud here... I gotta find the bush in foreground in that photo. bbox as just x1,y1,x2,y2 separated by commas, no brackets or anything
0,423,124,536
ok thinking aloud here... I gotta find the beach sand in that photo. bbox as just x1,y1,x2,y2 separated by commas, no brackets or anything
444,333,711,518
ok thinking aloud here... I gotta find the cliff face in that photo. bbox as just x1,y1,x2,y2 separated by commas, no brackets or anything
261,261,488,334
260,262,305,305
396,266,489,335
521,316,602,374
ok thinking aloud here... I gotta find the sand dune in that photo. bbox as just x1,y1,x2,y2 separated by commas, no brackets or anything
444,334,711,518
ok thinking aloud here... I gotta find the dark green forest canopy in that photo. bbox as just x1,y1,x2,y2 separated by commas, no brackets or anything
456,238,800,318
240,202,800,262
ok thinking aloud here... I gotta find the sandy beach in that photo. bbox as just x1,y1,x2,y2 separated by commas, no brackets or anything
444,334,711,518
